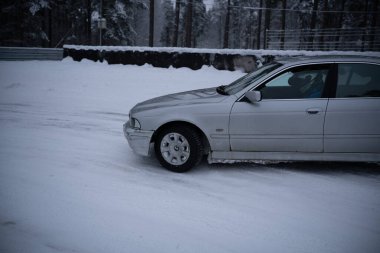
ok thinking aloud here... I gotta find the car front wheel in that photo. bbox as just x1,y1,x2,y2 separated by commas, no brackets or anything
154,126,203,172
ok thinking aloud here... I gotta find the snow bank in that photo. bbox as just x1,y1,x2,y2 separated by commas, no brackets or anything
63,45,380,73
64,44,380,57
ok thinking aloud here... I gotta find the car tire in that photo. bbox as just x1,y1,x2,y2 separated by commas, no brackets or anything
154,125,204,172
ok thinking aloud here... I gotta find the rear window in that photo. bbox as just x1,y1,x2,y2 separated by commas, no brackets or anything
336,63,380,98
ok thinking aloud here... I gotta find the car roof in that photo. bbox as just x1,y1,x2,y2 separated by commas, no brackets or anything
274,55,380,66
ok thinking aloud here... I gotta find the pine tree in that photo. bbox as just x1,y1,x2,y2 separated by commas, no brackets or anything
173,0,181,46
0,0,50,47
206,0,227,48
369,0,379,50
308,0,320,49
192,0,207,47
134,0,149,46
149,0,154,46
223,0,231,48
184,0,194,47
290,0,313,50
257,0,263,49
160,0,174,46
101,0,146,46
280,0,287,49
228,0,257,49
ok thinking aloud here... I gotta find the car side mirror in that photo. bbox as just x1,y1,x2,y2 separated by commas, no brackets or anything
245,90,262,103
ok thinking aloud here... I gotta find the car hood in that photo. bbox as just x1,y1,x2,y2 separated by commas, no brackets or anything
131,87,228,114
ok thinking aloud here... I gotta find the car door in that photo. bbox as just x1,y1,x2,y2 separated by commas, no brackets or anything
229,64,332,152
324,63,380,153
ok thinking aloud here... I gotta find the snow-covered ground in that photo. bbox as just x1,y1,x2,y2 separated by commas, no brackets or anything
1,59,380,253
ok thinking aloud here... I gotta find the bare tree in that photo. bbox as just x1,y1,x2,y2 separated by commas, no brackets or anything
86,0,91,45
334,0,346,49
318,0,329,50
361,0,370,51
263,0,273,49
308,0,319,50
43,6,53,47
256,0,263,49
149,0,154,47
223,0,231,48
185,0,193,47
369,0,379,50
173,0,180,47
280,0,286,49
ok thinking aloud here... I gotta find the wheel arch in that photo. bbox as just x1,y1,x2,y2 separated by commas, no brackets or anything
151,121,211,154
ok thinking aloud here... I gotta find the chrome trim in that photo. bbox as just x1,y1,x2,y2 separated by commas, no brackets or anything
123,121,154,156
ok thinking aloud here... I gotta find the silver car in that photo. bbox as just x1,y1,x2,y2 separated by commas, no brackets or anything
124,56,380,172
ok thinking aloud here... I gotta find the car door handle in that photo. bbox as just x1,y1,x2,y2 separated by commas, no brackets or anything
306,108,322,114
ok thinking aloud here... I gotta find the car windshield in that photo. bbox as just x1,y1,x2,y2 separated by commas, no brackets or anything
221,62,283,95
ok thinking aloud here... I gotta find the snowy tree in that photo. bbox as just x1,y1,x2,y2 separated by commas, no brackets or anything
65,1,92,45
369,0,379,50
206,0,227,48
160,0,174,46
1,0,379,50
101,0,146,46
0,0,50,46
230,0,258,49
173,0,181,46
280,0,287,49
223,0,230,48
149,0,154,46
192,0,207,47
257,0,263,49
184,0,194,47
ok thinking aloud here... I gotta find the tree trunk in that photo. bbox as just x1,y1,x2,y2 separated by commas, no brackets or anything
308,0,319,50
185,0,193,47
149,0,154,47
86,0,91,45
361,0,369,51
334,0,346,50
48,7,52,47
319,0,328,50
257,0,263,49
16,0,24,46
280,0,287,49
223,0,231,48
99,0,103,46
263,0,272,49
369,0,379,50
42,7,52,47
173,0,180,47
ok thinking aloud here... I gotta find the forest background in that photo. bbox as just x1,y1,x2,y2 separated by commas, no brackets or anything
1,0,379,51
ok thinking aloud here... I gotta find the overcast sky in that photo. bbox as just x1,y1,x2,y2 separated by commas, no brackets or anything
170,0,215,11
203,0,214,10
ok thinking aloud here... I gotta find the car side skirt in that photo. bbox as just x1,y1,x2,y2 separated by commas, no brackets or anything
208,151,380,163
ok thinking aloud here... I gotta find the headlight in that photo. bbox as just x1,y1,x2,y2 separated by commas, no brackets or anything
130,117,141,129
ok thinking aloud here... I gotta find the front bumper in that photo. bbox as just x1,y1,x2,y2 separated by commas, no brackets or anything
123,121,154,156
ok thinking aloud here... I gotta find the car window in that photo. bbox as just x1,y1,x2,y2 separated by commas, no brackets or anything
336,63,380,98
257,64,330,99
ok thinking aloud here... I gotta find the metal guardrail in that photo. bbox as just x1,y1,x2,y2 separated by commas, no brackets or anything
265,28,380,51
0,47,63,61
